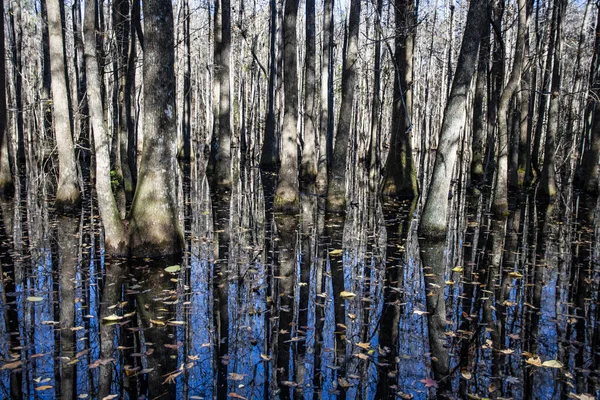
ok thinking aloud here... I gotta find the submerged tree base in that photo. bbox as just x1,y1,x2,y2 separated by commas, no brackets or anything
274,185,299,213
55,183,81,215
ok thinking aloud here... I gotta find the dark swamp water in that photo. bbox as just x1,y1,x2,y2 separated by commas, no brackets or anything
0,160,599,400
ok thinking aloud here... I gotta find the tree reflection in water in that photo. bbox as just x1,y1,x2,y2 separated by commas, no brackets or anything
0,161,598,400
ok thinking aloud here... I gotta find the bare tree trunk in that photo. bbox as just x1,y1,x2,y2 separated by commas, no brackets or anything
581,3,600,195
262,0,278,172
316,0,334,194
274,0,300,211
382,0,418,199
301,0,317,185
129,0,184,257
114,0,134,202
493,0,528,215
539,0,565,201
0,0,13,195
368,0,383,192
84,0,128,255
211,0,232,189
327,0,361,212
419,0,488,238
471,23,490,185
47,0,81,213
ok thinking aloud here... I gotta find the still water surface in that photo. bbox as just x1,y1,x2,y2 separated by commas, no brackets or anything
0,163,598,399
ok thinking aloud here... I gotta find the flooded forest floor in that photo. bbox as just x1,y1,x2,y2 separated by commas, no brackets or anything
0,157,599,400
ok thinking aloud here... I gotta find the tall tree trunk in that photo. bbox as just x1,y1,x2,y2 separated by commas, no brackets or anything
129,0,184,257
581,3,600,195
301,0,317,185
539,0,565,201
0,0,12,195
9,1,24,165
316,0,334,194
47,0,81,213
84,0,128,255
368,0,383,192
211,0,232,189
419,0,488,238
493,0,528,215
262,0,278,171
115,0,134,202
470,23,490,186
382,0,418,199
274,0,300,211
327,0,361,212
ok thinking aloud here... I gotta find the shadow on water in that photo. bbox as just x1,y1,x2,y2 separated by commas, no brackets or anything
0,159,599,399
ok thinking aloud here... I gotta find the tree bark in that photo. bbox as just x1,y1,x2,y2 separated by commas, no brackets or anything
581,3,600,195
301,0,317,185
261,0,278,171
274,0,300,211
210,0,232,189
539,0,565,202
84,0,129,255
47,0,81,213
327,0,361,212
419,0,488,238
493,0,528,215
0,0,13,195
382,0,418,199
316,0,334,194
129,0,184,257
470,22,490,186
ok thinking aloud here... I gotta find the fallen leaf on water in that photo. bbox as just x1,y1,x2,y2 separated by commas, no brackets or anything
227,393,247,399
526,356,542,367
355,342,370,350
27,297,44,302
461,370,472,380
228,372,245,381
499,349,515,355
568,394,595,400
164,265,181,274
339,291,356,299
420,377,438,388
329,249,343,256
164,341,183,350
102,314,123,322
260,354,271,361
102,395,118,400
1,360,21,370
150,319,166,326
35,386,53,391
541,359,563,369
337,377,351,388
413,310,429,316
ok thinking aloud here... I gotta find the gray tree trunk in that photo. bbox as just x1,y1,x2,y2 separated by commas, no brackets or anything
0,0,12,195
419,0,488,238
539,0,565,201
382,0,418,199
301,0,317,185
84,0,128,255
327,0,361,211
493,0,528,215
129,0,184,256
274,0,300,211
210,0,232,189
316,0,334,194
581,3,600,195
47,0,81,212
